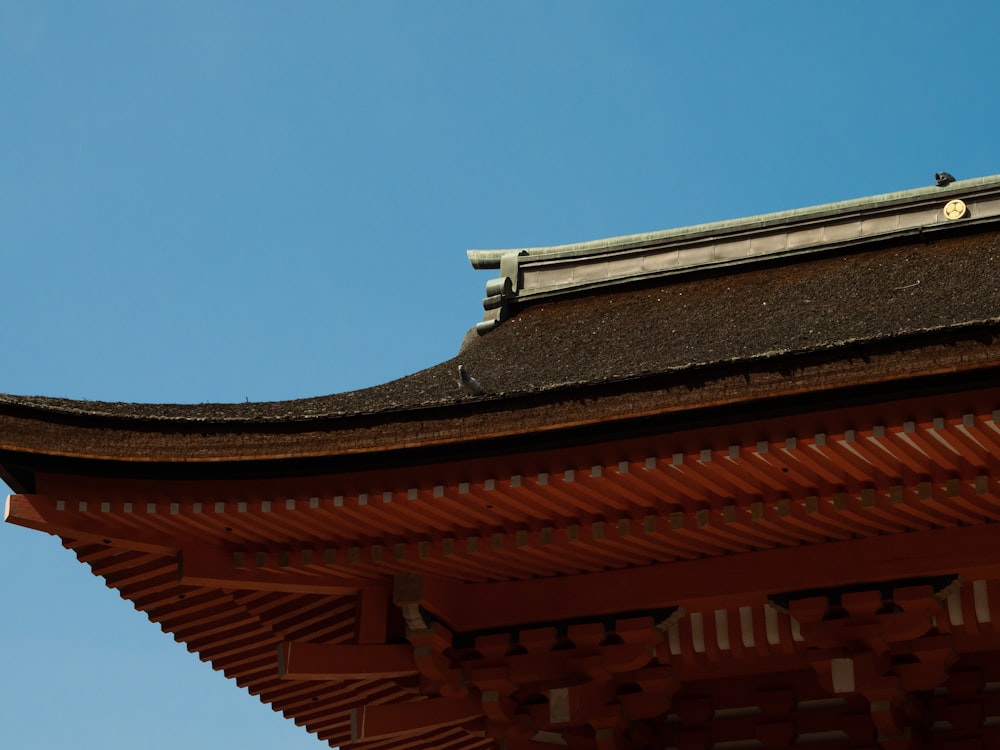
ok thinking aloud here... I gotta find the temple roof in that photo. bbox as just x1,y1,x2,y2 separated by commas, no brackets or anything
8,177,1000,750
3,176,1000,482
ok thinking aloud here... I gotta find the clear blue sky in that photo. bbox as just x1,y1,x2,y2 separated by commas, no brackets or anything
2,2,998,747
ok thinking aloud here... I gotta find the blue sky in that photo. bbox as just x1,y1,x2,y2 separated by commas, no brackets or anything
2,2,999,747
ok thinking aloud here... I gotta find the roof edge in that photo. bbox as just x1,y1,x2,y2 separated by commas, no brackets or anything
4,333,1000,484
467,175,1000,268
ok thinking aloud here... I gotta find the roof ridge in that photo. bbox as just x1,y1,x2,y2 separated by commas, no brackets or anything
467,174,1000,268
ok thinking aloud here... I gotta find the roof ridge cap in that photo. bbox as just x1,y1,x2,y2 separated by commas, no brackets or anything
468,174,1000,269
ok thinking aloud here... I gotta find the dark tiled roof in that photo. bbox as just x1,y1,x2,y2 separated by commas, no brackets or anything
2,227,1000,426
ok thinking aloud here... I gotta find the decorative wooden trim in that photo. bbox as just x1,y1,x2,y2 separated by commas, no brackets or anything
401,522,1000,632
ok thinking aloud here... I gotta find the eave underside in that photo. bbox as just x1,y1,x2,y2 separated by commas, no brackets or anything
9,385,1000,748
36,535,1000,749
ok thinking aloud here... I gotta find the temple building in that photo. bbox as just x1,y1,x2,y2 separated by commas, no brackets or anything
7,176,1000,749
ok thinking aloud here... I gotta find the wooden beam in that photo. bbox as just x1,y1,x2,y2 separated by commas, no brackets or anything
356,586,389,643
4,494,177,555
178,546,387,596
277,641,417,680
426,522,1000,632
350,696,483,741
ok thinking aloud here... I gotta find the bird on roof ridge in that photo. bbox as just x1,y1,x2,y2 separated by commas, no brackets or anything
457,365,486,396
935,171,956,187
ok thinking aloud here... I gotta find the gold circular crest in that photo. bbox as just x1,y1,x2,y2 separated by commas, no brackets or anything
943,199,968,221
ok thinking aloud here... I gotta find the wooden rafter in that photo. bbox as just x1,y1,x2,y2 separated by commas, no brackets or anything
350,696,484,742
278,642,417,680
178,546,388,595
4,493,177,554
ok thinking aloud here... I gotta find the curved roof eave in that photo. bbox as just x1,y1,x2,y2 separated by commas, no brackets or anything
4,187,1000,474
